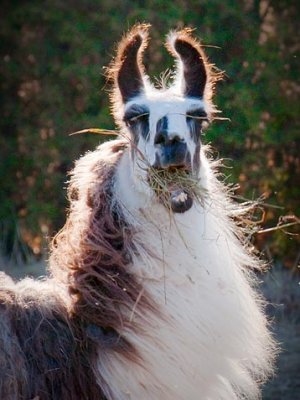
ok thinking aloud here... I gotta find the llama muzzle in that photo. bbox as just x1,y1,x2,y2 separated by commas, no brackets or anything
153,133,190,171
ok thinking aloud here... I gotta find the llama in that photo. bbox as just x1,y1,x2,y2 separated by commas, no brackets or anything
0,24,276,400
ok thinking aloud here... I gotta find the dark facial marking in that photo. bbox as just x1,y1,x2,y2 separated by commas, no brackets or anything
186,108,207,143
154,116,169,145
186,108,206,174
193,142,201,175
124,104,149,143
156,116,168,135
185,150,192,171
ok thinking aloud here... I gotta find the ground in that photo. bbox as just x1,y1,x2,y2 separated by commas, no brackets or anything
261,265,300,399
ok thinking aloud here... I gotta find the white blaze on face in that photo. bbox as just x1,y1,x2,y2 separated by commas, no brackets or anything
124,93,209,172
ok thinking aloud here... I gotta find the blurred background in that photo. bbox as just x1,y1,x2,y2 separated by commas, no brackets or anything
0,0,299,398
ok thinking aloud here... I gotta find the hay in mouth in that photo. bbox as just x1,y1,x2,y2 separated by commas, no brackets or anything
147,166,205,213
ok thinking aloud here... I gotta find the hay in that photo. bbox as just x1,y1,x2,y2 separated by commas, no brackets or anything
147,166,206,211
69,127,206,212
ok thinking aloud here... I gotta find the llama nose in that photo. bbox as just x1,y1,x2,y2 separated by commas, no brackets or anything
154,130,183,146
154,131,189,169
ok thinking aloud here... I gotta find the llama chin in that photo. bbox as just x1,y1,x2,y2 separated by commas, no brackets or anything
0,24,276,400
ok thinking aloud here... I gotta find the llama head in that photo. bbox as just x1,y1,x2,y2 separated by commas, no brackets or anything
109,24,217,212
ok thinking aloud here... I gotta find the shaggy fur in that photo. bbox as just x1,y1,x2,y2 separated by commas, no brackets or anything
0,273,104,399
50,139,150,334
0,24,276,400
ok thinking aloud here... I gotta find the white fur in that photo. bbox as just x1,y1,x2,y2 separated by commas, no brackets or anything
122,91,213,184
94,146,275,400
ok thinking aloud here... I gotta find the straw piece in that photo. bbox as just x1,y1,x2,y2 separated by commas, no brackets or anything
147,167,206,210
69,128,119,136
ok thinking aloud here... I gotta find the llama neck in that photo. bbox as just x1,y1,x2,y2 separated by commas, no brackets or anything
97,149,274,400
115,150,230,246
114,149,244,282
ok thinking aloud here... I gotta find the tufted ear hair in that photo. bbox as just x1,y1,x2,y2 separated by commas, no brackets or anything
110,24,150,105
166,28,211,100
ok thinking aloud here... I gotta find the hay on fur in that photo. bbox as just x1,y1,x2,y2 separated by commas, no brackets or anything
147,166,207,210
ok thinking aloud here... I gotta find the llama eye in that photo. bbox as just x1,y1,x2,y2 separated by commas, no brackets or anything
124,112,149,127
186,113,208,122
186,109,209,131
129,113,149,123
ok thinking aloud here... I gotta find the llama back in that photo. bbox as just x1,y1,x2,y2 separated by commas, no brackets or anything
0,272,105,400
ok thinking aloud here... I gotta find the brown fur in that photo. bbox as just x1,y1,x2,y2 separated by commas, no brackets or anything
50,139,151,335
108,24,222,125
108,23,150,126
166,28,222,103
0,273,105,399
0,139,151,399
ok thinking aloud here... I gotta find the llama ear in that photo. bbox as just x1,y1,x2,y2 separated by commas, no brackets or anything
166,29,209,99
112,24,149,103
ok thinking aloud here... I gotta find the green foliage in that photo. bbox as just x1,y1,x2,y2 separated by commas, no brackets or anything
0,0,299,265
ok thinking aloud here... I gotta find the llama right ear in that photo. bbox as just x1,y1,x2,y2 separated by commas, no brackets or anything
111,24,149,104
166,29,209,99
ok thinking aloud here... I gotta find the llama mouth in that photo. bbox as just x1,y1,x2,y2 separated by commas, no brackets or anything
169,188,193,213
147,166,195,213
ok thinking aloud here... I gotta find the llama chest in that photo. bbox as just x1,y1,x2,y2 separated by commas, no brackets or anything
94,151,275,400
95,206,257,399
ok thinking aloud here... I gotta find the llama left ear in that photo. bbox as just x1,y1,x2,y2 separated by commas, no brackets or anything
166,29,209,99
111,24,150,104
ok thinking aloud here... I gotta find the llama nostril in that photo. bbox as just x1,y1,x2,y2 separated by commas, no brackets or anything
154,132,184,146
170,135,182,145
154,131,168,145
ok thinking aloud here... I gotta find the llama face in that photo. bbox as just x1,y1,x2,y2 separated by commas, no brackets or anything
123,94,209,176
110,25,215,212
